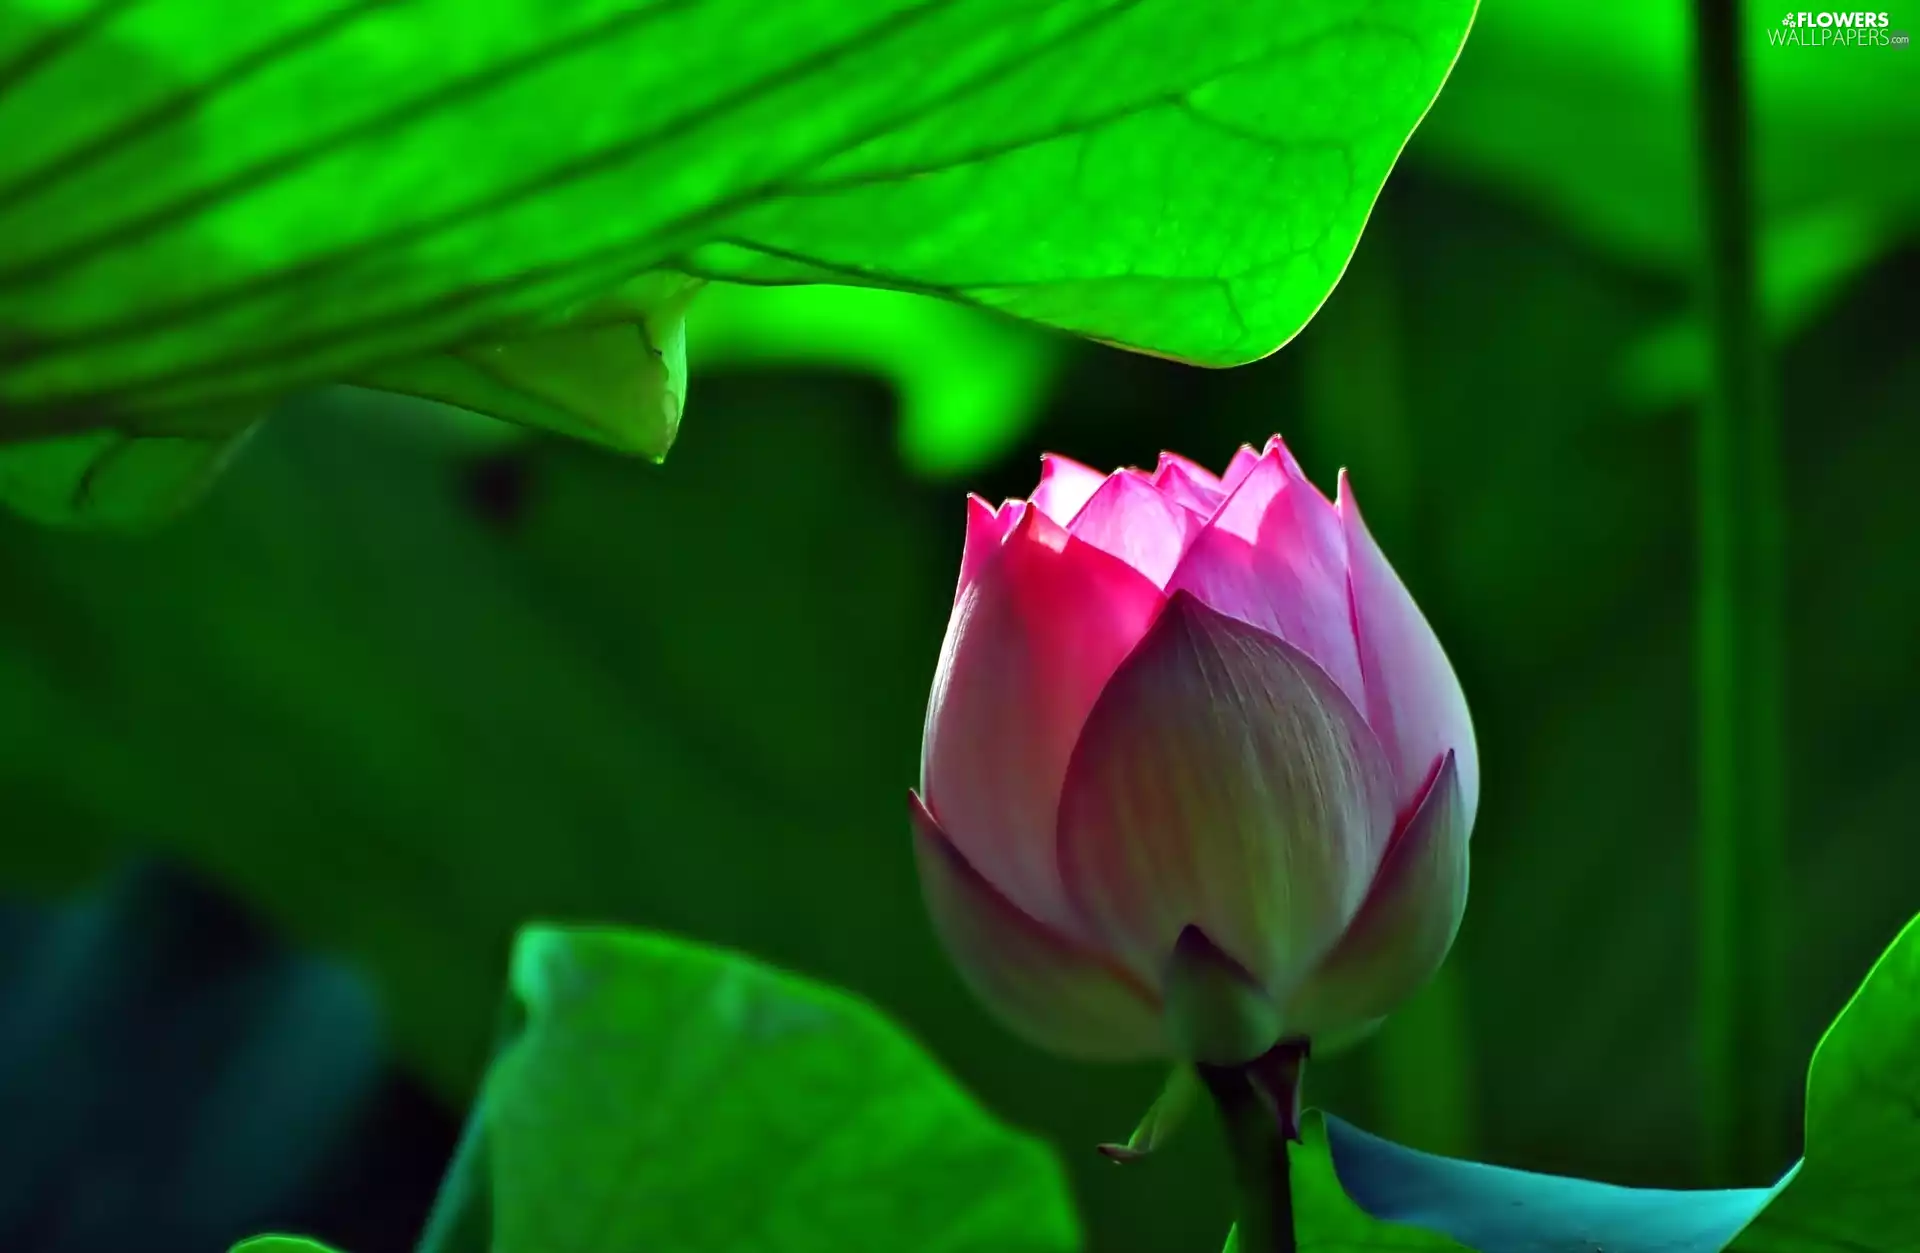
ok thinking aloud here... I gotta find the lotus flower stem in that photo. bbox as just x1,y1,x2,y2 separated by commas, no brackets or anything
1201,1040,1309,1253
1688,0,1789,1187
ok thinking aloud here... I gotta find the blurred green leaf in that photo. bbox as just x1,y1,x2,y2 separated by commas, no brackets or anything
1410,0,1917,402
688,284,1065,478
0,420,257,528
481,925,1079,1253
1614,206,1894,413
229,1238,348,1253
1731,912,1920,1253
0,0,1474,435
0,866,384,1249
1412,0,1918,269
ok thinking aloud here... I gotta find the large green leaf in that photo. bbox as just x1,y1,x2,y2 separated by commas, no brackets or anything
478,925,1079,1253
1730,912,1920,1253
0,0,1475,437
225,927,1079,1253
351,283,1070,479
352,272,700,462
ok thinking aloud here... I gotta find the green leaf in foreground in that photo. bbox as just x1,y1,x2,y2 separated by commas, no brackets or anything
0,0,1475,434
478,926,1080,1253
1731,912,1920,1253
230,1238,348,1253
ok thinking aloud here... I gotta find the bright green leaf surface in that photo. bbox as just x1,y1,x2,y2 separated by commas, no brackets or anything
482,926,1080,1253
230,1238,349,1253
0,0,1474,434
1731,912,1920,1253
327,282,1068,477
353,272,699,461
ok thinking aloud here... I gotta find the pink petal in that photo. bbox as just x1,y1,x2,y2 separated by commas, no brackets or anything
1166,445,1366,711
1219,445,1263,494
955,495,1022,602
1056,593,1397,1000
912,793,1164,1060
922,504,1167,933
1260,434,1309,483
1152,453,1227,518
1029,452,1106,527
1157,452,1224,491
1067,469,1205,588
1282,751,1468,1041
1339,471,1480,822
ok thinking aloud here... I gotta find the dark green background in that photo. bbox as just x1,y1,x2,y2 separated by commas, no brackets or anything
1,14,1916,1253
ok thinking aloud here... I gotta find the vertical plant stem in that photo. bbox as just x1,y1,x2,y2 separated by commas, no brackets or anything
1689,0,1788,1187
1200,1043,1307,1253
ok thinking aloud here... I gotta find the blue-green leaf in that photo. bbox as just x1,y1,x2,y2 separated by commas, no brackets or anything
1321,1113,1786,1253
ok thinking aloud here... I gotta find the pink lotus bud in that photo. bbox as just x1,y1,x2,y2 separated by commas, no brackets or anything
912,439,1476,1065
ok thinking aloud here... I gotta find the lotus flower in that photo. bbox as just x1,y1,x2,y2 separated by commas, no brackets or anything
912,438,1476,1065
